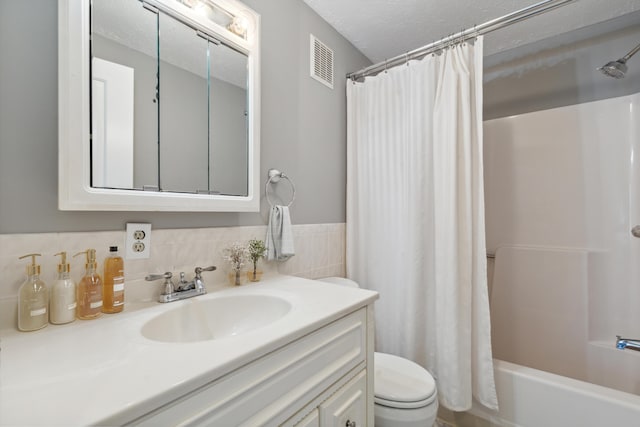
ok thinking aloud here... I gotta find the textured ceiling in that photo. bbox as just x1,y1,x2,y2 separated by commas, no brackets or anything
302,0,640,64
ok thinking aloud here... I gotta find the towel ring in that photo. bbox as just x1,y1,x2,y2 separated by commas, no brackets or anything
266,169,296,207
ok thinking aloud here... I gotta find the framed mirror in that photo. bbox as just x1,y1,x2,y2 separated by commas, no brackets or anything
58,0,260,211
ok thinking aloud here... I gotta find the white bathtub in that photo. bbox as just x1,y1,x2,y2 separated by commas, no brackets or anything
468,360,640,427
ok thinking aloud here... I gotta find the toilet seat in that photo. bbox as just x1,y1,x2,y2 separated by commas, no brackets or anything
374,352,437,409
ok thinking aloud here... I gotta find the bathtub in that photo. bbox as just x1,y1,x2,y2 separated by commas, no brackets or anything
468,360,640,427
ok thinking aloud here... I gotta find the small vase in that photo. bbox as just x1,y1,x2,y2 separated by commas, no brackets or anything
227,269,246,286
247,269,263,282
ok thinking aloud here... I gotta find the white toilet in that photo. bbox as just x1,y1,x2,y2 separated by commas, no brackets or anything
316,277,439,427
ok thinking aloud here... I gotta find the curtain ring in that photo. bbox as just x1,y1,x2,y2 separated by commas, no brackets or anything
384,59,388,73
405,52,409,66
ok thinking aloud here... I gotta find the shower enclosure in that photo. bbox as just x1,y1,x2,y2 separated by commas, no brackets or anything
484,92,640,395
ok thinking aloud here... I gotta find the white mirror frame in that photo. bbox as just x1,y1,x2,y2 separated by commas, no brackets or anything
58,0,260,211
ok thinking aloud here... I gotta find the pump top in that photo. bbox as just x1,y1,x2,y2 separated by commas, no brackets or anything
18,253,42,276
54,251,71,273
73,249,97,270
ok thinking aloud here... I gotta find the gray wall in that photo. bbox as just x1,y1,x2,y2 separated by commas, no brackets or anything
5,1,638,235
0,0,370,233
484,15,640,120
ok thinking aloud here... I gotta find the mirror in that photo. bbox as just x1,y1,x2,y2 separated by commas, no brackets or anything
58,0,260,211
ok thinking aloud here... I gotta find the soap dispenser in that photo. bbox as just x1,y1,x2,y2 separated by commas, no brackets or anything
74,249,103,320
17,253,49,331
103,246,124,313
50,252,77,324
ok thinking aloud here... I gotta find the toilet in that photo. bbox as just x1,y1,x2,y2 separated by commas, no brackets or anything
316,277,439,427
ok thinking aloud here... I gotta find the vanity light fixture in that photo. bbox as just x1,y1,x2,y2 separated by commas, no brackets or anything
227,14,249,38
175,0,247,39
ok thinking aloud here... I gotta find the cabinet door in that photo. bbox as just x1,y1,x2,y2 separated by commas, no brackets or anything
294,409,319,427
319,370,367,427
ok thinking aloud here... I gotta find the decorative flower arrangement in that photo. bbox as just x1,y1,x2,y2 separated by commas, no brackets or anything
247,239,267,282
222,242,249,286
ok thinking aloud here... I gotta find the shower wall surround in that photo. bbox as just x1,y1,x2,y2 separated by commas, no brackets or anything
0,223,345,330
485,92,640,395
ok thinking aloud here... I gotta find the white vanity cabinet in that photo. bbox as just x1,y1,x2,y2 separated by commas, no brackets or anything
129,306,374,427
318,370,367,427
0,277,378,426
294,410,319,427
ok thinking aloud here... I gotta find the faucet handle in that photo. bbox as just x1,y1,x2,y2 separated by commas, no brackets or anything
145,272,173,281
145,272,175,295
194,265,217,278
193,265,216,292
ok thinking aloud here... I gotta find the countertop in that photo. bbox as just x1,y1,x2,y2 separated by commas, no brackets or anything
0,275,378,426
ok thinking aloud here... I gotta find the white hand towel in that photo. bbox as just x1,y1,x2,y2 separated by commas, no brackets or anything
266,205,295,261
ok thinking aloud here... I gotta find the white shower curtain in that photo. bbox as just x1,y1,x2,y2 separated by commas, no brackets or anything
346,37,498,411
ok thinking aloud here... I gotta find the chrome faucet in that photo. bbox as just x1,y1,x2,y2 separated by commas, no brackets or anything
145,265,216,303
615,335,640,352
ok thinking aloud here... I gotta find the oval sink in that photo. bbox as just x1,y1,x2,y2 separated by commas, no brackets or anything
141,295,292,343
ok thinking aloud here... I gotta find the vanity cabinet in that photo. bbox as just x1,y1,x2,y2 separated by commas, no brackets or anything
129,306,374,426
318,370,367,427
294,410,319,427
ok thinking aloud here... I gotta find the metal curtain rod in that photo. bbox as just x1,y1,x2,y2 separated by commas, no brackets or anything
347,0,575,80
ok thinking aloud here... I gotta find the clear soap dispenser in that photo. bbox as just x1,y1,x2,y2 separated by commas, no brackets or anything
74,249,103,320
50,252,77,324
17,253,49,331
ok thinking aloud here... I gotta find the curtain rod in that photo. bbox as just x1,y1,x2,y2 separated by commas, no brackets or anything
347,0,576,80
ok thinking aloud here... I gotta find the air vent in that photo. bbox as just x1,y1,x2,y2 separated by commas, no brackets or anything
310,34,334,89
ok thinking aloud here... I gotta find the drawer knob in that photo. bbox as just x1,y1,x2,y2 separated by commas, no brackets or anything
346,421,356,427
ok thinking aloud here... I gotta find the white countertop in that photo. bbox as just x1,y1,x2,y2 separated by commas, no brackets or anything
0,275,378,426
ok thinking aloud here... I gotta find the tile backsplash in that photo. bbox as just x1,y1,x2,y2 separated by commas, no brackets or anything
0,223,345,330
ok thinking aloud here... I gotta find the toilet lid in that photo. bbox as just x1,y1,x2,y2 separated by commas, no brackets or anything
374,352,437,409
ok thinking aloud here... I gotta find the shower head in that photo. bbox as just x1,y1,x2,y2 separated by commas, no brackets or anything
598,59,628,79
598,42,640,79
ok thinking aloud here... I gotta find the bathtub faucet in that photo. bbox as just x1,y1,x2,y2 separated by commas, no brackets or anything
615,335,640,351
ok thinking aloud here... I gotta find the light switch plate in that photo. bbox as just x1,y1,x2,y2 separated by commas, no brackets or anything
126,223,151,259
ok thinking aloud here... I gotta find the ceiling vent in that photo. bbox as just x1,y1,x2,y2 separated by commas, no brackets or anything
310,34,334,89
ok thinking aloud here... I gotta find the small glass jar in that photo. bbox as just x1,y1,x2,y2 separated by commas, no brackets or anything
227,268,247,286
247,268,263,282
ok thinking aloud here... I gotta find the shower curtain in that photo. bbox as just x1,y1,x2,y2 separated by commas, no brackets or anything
346,37,498,411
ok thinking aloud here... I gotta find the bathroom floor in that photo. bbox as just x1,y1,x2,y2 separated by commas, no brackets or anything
437,411,500,427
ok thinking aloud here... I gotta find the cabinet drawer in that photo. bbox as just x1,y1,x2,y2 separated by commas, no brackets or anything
131,309,366,427
294,409,319,427
319,370,367,427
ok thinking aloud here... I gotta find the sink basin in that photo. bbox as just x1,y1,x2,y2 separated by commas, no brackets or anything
141,295,292,343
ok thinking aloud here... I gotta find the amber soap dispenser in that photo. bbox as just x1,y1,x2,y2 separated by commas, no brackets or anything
103,246,124,313
17,253,49,331
74,249,103,319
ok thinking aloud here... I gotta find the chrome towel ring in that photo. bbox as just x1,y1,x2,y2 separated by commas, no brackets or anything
266,168,296,207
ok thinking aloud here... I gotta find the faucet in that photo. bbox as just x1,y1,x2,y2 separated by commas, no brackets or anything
615,335,640,352
145,266,216,303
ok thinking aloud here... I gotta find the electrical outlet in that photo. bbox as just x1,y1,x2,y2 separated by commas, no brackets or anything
126,223,151,259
